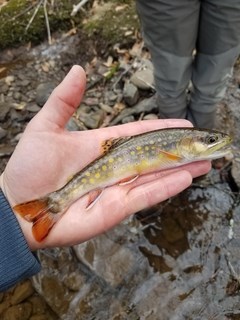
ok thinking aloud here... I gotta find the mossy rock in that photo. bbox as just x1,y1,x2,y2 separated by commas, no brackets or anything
0,0,81,49
83,0,139,46
0,0,140,50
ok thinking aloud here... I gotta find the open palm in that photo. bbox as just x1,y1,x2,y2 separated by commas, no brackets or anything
0,66,211,250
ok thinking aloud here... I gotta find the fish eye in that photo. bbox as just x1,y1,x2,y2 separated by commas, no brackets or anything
206,135,219,144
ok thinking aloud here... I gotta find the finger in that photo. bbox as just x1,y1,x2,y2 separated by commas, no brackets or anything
81,118,193,143
124,160,211,189
31,65,86,130
125,169,193,215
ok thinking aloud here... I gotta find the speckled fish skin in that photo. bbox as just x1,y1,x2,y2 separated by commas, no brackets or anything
49,127,232,210
13,127,232,241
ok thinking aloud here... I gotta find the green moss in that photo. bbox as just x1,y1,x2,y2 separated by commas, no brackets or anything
83,0,139,45
0,0,140,49
0,0,80,49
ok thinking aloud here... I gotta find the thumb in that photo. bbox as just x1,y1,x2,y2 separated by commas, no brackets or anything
31,65,86,130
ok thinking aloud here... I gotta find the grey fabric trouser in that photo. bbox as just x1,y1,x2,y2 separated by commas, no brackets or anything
136,0,240,128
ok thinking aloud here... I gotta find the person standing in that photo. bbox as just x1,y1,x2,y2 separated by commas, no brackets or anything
136,0,240,128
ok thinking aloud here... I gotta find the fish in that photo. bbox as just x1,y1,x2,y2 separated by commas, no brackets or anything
13,127,232,242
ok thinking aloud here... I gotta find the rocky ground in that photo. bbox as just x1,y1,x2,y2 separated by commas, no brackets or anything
0,15,240,320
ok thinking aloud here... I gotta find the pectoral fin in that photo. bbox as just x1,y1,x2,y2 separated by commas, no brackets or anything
158,149,183,161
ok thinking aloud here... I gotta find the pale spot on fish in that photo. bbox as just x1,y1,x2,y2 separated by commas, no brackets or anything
108,158,114,163
85,171,90,177
81,178,87,183
95,173,101,179
130,151,135,156
89,178,95,184
102,165,107,171
136,146,142,151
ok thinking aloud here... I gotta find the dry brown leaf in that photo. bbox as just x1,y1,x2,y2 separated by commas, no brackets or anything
115,4,128,12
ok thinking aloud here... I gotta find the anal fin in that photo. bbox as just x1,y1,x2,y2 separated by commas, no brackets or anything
118,175,139,186
86,189,104,210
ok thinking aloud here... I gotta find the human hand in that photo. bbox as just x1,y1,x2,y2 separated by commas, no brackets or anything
0,65,211,250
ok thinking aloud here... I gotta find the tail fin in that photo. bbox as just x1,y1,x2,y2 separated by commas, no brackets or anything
13,198,57,242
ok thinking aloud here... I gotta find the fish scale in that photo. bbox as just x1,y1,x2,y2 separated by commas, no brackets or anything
13,127,232,242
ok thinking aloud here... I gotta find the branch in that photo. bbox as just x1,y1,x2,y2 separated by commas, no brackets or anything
43,0,52,45
71,0,90,16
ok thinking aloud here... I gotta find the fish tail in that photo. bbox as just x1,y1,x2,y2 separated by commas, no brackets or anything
13,198,57,242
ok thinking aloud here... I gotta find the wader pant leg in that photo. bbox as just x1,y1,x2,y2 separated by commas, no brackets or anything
188,0,240,128
136,0,200,119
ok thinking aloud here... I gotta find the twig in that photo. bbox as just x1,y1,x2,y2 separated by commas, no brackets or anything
43,0,52,45
25,0,43,33
71,0,90,16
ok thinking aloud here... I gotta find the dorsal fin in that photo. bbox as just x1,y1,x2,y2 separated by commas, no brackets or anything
101,136,132,154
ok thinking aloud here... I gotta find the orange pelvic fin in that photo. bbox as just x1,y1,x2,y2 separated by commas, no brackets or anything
86,189,104,210
118,175,139,186
13,198,57,242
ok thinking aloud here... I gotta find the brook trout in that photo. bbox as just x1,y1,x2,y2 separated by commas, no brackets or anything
13,127,232,242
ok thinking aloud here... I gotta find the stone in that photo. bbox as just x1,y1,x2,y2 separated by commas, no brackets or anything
77,108,105,129
26,103,41,113
0,301,11,316
11,280,34,305
35,82,56,107
3,302,32,320
130,68,155,90
5,75,15,86
123,82,139,106
121,115,135,124
28,296,46,315
0,102,12,121
0,127,7,140
143,113,158,120
29,316,49,320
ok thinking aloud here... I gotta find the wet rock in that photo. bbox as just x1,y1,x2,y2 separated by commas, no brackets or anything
63,272,84,292
232,158,240,187
110,95,158,125
130,68,155,90
12,91,21,101
0,101,12,121
0,300,11,316
5,76,15,86
123,82,139,106
0,146,14,157
41,276,71,315
35,82,56,107
73,233,136,287
26,104,41,113
29,316,49,320
3,302,32,320
143,113,158,120
0,293,3,303
28,296,46,315
77,107,105,129
0,126,7,140
121,115,135,124
0,84,9,94
11,280,35,305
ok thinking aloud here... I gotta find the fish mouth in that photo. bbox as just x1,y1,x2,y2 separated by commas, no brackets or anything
203,146,233,160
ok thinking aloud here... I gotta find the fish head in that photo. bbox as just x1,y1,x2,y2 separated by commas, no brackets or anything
177,129,233,161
